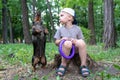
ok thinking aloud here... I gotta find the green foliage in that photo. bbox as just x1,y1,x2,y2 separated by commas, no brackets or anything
114,1,120,42
80,26,91,42
32,75,39,80
88,44,120,61
116,39,120,47
60,0,88,8
0,43,57,65
7,0,23,40
113,64,120,70
56,76,61,80
13,74,19,80
1,0,120,43
93,0,103,42
98,70,120,80
45,43,58,61
0,42,120,65
0,44,33,65
41,75,49,80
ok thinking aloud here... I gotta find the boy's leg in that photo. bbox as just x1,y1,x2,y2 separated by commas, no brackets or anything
76,39,87,66
75,39,90,77
56,41,72,76
61,41,72,66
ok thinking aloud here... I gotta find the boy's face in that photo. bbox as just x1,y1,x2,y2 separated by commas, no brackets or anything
59,11,71,25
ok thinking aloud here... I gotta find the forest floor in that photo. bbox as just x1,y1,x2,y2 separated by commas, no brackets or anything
0,57,120,80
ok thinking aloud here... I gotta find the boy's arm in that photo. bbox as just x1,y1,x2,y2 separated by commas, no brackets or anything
55,37,68,46
55,39,62,46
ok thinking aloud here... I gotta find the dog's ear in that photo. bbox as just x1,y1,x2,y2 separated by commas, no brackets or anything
34,16,41,22
34,11,41,22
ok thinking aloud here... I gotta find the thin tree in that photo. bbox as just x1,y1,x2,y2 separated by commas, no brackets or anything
2,0,8,44
46,0,55,41
20,0,32,44
32,0,36,20
88,0,96,45
8,9,13,43
103,0,116,49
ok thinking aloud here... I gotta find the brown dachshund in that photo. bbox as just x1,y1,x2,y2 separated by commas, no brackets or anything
32,12,48,71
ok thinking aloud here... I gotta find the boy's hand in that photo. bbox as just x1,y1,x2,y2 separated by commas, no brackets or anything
59,38,77,45
55,37,68,46
70,38,77,45
61,37,68,40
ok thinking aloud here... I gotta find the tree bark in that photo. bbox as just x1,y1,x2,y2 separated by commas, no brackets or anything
8,9,14,43
2,0,8,44
88,0,96,45
21,0,32,44
103,0,116,49
53,54,98,72
46,0,55,41
32,0,36,20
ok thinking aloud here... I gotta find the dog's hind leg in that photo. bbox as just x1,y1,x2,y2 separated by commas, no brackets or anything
41,55,47,69
32,56,39,71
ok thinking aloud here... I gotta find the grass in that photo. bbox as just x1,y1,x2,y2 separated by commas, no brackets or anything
87,43,120,61
0,43,120,64
0,43,120,80
0,43,58,65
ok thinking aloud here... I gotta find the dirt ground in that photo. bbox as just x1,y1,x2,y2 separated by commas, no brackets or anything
0,58,120,80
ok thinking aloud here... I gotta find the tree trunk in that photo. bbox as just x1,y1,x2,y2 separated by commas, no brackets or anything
46,0,55,41
88,0,96,45
2,0,8,44
32,0,36,20
103,0,116,49
8,9,14,43
21,0,32,44
57,0,60,25
53,53,98,72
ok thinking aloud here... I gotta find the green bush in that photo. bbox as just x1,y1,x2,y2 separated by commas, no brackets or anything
80,26,91,42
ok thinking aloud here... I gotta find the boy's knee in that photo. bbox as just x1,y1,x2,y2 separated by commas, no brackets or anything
63,41,72,49
76,39,86,47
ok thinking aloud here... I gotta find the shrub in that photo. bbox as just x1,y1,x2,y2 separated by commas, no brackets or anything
80,26,91,42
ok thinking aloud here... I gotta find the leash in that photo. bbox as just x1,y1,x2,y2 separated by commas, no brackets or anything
59,39,75,59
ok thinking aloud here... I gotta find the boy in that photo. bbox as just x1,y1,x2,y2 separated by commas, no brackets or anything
54,8,90,77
